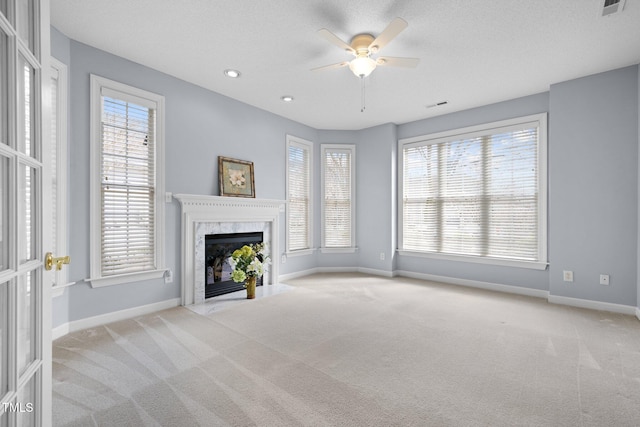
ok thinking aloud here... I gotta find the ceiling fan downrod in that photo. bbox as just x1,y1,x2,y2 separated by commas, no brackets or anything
360,76,366,113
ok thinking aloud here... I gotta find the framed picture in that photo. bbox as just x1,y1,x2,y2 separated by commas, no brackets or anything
218,156,255,198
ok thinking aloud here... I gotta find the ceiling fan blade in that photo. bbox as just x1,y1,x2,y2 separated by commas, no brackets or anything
376,56,419,68
368,17,408,53
317,28,355,54
310,61,349,72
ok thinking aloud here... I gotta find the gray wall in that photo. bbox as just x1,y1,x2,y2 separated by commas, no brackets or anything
549,66,638,306
316,124,397,273
355,123,397,273
52,25,640,328
395,93,551,291
394,68,639,307
52,30,317,327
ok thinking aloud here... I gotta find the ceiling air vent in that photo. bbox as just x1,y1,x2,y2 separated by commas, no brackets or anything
601,0,626,17
426,101,448,109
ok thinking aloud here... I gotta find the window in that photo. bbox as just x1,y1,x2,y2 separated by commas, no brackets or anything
89,75,165,287
286,135,313,254
399,113,547,269
321,144,356,252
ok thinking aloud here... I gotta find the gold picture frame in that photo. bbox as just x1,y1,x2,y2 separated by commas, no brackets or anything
218,156,255,198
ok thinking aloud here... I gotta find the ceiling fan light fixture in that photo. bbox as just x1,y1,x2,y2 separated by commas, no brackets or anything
349,56,376,78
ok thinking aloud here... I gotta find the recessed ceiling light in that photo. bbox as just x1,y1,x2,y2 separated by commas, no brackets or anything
224,69,241,78
281,96,294,102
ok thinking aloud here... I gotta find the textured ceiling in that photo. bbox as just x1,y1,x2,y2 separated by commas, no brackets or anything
51,0,640,130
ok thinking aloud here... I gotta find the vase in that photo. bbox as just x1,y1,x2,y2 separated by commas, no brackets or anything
245,276,256,299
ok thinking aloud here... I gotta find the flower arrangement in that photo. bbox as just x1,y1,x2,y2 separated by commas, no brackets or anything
229,243,269,283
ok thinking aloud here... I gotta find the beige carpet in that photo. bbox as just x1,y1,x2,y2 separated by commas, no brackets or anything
53,273,640,426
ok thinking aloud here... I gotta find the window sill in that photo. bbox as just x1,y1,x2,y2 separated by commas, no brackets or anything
285,249,315,257
320,247,358,254
88,269,167,288
397,250,548,271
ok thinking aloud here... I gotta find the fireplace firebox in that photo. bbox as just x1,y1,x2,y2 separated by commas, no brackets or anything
204,231,263,298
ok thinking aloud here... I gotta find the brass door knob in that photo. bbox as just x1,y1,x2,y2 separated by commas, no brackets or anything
45,252,70,271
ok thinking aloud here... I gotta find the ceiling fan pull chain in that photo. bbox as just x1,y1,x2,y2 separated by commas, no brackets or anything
361,76,366,112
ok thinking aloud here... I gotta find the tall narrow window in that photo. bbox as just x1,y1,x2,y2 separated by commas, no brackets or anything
399,113,547,269
90,75,165,286
321,144,356,251
286,135,313,254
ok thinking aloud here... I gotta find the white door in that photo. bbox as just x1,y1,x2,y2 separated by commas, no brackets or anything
1,0,52,425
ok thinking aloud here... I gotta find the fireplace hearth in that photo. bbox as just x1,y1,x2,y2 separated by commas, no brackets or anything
205,231,263,298
174,194,284,306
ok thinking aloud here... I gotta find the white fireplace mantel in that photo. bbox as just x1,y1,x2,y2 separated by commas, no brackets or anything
174,194,285,306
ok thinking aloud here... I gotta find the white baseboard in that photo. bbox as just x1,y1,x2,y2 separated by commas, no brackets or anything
398,270,637,315
278,268,321,282
396,269,549,299
317,266,396,278
52,297,181,341
282,267,545,297
316,267,396,277
280,268,640,318
280,267,396,282
356,267,397,278
316,266,357,274
548,295,637,316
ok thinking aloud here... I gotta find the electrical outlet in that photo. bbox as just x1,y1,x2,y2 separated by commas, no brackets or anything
281,254,287,264
165,192,173,203
380,252,385,261
600,274,610,286
164,269,173,283
563,270,573,282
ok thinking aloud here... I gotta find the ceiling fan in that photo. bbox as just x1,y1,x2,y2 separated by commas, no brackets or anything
312,17,420,79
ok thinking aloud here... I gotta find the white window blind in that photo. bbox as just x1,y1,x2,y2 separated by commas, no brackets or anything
286,136,312,252
100,92,156,276
90,75,165,287
322,145,355,249
401,114,547,266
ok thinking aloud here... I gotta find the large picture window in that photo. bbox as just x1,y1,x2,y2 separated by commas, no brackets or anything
399,114,547,269
89,75,165,286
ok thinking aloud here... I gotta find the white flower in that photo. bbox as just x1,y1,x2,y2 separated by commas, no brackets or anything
228,169,246,187
228,256,237,270
247,259,264,277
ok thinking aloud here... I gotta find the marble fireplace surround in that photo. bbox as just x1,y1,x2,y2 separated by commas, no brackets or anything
174,194,285,306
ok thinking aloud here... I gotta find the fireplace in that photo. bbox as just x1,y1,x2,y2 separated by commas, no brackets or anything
205,231,263,298
174,194,285,306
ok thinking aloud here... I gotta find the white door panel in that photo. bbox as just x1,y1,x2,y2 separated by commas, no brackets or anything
0,0,52,425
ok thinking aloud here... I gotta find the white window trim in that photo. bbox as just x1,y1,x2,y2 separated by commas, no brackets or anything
286,248,316,257
285,134,313,255
398,113,548,270
88,75,166,287
321,144,356,253
50,57,74,296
